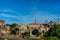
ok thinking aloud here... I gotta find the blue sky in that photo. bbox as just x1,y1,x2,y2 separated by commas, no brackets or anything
0,0,60,24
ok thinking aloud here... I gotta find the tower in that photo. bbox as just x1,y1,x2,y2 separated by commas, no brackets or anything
45,20,48,24
34,17,37,24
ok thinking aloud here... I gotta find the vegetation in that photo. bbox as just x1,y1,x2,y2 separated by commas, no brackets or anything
10,23,18,29
10,28,19,35
32,29,41,37
3,23,60,40
40,37,59,40
10,30,16,35
21,31,30,38
0,37,20,40
15,28,19,31
44,24,60,39
9,23,20,35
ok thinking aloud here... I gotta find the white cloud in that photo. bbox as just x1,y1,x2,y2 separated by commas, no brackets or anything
0,8,60,24
0,9,30,24
0,13,29,24
0,9,15,13
0,13,16,18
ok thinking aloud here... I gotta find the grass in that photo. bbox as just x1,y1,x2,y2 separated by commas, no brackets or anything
0,36,59,40
0,37,39,40
0,36,20,40
40,37,59,40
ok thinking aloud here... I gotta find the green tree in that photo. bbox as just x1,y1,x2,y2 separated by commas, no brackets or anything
21,31,30,38
10,23,18,29
56,26,60,38
44,24,57,37
10,23,18,31
44,24,60,39
11,30,16,35
32,29,41,37
15,28,19,31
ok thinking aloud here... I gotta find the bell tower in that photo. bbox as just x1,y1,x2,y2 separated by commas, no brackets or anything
34,17,37,24
45,20,48,24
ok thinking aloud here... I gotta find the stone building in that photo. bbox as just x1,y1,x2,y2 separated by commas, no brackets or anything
0,20,10,36
55,20,60,25
0,20,5,26
0,19,55,37
16,24,27,33
15,24,27,37
28,18,47,36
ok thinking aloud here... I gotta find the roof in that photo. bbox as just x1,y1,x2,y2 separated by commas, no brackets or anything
29,23,41,25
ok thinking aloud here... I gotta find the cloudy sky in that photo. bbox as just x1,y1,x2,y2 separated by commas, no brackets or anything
0,0,60,24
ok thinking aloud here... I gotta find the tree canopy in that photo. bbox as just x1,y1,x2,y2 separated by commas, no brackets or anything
44,24,60,39
32,29,41,37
